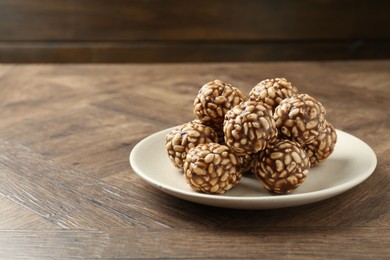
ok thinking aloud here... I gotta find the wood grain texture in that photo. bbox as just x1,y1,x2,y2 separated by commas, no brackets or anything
0,61,389,258
1,0,389,41
0,40,389,63
0,0,389,62
1,228,389,259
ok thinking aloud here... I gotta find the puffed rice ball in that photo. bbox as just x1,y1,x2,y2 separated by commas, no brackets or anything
254,140,310,194
249,78,298,111
193,80,246,128
165,120,218,169
305,121,337,167
274,94,326,145
223,100,278,155
237,153,256,173
183,143,242,194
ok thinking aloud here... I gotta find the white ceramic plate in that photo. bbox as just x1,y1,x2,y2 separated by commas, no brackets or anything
130,128,377,209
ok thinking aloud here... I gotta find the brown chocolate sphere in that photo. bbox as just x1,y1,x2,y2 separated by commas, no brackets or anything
305,121,337,167
249,78,298,111
254,140,310,194
193,80,246,128
223,101,278,155
237,153,256,174
183,143,242,194
165,120,218,169
274,94,326,145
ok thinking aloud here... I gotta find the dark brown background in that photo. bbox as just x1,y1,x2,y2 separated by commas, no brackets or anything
0,0,390,63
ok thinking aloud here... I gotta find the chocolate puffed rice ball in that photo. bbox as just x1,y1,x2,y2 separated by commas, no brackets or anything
165,120,218,169
274,94,326,145
305,120,337,167
183,143,242,194
249,78,298,111
223,101,278,155
254,140,310,194
237,153,256,173
193,80,246,128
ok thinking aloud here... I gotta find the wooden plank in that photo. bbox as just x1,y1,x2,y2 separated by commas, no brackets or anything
0,0,389,41
1,0,389,62
0,195,59,230
0,40,389,63
0,62,389,258
0,133,193,228
0,228,389,259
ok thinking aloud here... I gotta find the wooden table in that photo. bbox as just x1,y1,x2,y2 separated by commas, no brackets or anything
0,61,389,259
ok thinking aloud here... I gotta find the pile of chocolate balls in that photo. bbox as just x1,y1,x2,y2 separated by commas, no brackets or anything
165,79,337,194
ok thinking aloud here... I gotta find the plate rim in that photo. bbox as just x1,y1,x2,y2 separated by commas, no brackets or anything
129,127,377,207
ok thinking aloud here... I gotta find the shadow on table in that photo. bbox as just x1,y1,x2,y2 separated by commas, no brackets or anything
161,189,373,230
